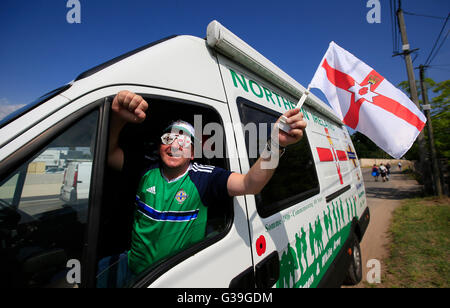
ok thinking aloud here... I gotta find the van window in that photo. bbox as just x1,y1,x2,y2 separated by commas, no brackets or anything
96,97,232,287
236,97,320,218
0,110,99,287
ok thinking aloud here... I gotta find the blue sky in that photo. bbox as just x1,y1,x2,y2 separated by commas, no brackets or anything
0,0,449,119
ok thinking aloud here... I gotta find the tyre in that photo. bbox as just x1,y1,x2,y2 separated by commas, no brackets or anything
343,236,362,285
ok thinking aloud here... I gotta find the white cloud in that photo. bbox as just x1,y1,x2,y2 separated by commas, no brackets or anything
0,98,10,105
0,101,26,122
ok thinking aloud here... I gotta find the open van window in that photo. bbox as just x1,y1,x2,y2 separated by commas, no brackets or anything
96,96,233,287
236,97,320,218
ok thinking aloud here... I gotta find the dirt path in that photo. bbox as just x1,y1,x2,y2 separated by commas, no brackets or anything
349,167,423,287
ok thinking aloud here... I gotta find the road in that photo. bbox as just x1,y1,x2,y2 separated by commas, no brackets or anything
349,166,423,287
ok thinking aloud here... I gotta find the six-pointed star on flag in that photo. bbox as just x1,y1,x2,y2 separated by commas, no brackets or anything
347,82,379,103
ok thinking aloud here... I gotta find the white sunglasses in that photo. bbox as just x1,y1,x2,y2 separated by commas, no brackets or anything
161,133,192,148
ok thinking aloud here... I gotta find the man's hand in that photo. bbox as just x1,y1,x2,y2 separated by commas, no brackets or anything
108,91,148,171
112,90,148,124
276,108,307,148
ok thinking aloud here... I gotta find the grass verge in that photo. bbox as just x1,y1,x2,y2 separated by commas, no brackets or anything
379,197,450,288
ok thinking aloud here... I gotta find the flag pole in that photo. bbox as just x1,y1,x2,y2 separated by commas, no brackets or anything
295,85,311,110
278,42,331,133
278,86,311,133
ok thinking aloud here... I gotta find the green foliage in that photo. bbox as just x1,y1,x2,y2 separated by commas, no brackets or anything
351,131,387,158
397,78,450,161
430,80,450,159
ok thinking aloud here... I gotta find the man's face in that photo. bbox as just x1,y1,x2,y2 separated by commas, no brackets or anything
159,133,194,169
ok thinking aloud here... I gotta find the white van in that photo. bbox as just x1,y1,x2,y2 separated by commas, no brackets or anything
61,161,92,204
0,20,369,288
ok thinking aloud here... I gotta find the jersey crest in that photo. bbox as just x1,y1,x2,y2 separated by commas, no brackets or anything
175,189,189,204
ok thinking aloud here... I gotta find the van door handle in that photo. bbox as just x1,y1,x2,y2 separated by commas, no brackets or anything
255,251,280,288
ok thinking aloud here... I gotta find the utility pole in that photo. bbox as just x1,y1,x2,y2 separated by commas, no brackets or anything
419,65,443,196
396,2,432,193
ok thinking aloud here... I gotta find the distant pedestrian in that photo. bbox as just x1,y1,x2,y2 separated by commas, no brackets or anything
386,163,391,180
371,164,379,181
398,162,402,171
379,164,388,182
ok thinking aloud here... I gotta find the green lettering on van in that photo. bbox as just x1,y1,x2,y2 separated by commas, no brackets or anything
311,112,334,130
273,92,283,108
300,106,310,120
262,87,278,106
249,80,263,98
230,69,249,92
281,97,293,110
228,68,309,114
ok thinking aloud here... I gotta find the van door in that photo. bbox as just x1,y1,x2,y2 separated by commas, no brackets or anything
0,90,110,288
89,86,254,288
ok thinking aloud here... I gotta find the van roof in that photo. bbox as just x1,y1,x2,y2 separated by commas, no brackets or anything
206,20,342,125
74,35,177,82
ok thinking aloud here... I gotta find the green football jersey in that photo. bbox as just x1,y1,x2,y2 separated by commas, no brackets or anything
128,162,231,274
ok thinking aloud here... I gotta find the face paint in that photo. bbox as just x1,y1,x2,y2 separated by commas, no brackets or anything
161,133,192,148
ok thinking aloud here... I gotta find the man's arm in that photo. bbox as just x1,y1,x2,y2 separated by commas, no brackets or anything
227,108,307,196
108,90,148,171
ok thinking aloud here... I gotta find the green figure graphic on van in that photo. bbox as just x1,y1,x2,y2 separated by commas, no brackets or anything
339,199,345,226
336,201,342,230
295,231,308,274
346,199,351,222
276,194,361,288
300,228,309,272
277,243,299,288
314,217,324,255
327,204,334,235
323,209,331,241
332,202,339,231
308,222,316,259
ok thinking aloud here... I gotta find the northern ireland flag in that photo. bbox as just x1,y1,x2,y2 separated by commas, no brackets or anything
309,41,426,159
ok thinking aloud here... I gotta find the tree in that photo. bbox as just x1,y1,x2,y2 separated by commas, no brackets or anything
351,131,386,158
429,80,450,160
398,78,450,161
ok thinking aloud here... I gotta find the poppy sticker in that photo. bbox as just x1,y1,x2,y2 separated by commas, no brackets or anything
256,235,266,256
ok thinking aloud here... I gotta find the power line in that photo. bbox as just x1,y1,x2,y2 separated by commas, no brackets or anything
391,0,400,54
403,11,449,20
428,66,450,73
429,64,450,67
424,13,450,66
390,0,395,53
427,30,449,66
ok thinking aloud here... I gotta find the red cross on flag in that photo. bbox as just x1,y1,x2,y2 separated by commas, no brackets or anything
309,41,426,159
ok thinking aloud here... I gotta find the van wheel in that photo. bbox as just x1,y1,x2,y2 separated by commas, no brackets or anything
344,236,362,285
